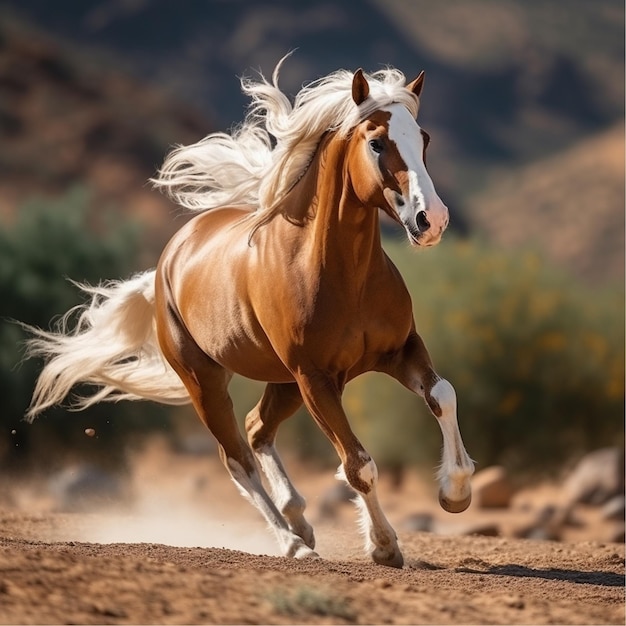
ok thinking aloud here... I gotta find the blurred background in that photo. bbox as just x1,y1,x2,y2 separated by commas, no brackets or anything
0,0,623,542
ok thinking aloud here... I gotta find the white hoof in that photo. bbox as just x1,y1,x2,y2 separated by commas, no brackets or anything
292,544,320,560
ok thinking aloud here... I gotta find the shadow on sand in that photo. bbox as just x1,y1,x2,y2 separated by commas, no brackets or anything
456,563,624,588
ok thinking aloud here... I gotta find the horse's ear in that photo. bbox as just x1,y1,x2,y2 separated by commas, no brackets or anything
406,71,425,98
352,68,370,105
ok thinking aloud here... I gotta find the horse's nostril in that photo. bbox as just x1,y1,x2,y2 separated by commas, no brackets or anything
416,210,430,232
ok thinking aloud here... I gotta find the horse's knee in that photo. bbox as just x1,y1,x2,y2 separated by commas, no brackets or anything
342,453,378,495
358,457,378,490
224,454,262,497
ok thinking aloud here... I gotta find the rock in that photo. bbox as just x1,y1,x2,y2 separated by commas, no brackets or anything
606,525,625,543
512,504,564,541
503,594,525,610
563,447,624,506
601,495,625,522
458,522,500,537
560,505,585,527
518,525,562,542
402,512,434,533
471,466,514,508
316,482,356,520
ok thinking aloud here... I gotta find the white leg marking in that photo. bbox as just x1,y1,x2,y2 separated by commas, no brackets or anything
430,379,475,512
358,455,377,486
226,458,318,559
337,459,403,568
255,445,315,548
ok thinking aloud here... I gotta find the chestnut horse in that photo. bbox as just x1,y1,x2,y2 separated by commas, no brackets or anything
26,59,474,568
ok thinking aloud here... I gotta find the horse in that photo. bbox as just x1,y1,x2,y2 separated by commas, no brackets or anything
25,58,475,568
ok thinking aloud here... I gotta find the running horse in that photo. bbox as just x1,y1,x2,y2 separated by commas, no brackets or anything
26,59,475,568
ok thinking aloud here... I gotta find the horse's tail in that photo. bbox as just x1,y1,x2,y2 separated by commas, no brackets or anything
24,270,190,422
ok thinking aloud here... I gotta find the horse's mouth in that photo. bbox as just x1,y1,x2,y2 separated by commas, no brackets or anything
406,226,441,248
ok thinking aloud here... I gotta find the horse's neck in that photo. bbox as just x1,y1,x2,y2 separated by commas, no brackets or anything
283,134,384,279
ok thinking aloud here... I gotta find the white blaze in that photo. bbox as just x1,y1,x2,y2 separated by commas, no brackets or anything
383,104,448,241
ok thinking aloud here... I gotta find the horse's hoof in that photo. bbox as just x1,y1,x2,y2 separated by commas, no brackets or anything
293,544,320,560
439,490,471,513
372,547,404,569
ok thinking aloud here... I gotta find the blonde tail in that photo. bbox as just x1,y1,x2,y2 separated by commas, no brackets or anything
24,270,190,422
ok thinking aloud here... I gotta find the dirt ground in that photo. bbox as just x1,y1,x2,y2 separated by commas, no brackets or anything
1,442,624,625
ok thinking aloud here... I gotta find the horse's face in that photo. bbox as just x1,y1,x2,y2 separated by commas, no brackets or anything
349,72,449,247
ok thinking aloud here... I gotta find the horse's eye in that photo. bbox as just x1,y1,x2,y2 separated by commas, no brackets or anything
368,138,384,154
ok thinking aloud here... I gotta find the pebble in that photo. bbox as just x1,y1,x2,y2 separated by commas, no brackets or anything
84,428,96,437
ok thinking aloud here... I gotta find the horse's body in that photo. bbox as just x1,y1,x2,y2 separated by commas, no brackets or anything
26,61,474,567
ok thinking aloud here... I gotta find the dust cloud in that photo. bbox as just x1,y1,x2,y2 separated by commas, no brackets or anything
14,436,282,556
80,498,280,556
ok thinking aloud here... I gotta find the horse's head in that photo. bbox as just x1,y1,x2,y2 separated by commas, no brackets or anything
348,69,449,247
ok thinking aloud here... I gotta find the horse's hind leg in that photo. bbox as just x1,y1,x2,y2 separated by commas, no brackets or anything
179,367,315,558
245,382,315,549
156,317,317,559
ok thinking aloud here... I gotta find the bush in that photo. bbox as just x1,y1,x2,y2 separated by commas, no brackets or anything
0,187,172,471
277,236,624,477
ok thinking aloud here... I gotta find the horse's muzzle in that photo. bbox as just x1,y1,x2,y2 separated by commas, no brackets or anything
383,188,449,247
410,201,449,247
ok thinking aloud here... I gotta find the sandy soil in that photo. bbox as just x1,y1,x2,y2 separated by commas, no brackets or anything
1,443,624,625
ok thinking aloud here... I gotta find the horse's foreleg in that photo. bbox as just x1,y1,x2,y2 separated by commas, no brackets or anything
245,383,315,549
427,377,474,512
384,332,474,512
296,371,403,568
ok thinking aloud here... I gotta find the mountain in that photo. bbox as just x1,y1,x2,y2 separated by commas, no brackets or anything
0,13,211,257
467,122,625,283
5,0,621,155
0,1,623,280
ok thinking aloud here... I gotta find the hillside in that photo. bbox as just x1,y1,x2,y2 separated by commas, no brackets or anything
467,123,625,283
0,14,211,258
0,1,623,279
5,1,621,164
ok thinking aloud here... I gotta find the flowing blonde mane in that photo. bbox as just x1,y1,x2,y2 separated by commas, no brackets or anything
153,55,420,219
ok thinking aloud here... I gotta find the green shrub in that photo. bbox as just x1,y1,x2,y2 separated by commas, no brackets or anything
277,236,624,477
0,187,171,471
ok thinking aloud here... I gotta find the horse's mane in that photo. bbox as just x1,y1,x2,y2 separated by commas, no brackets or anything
153,55,420,222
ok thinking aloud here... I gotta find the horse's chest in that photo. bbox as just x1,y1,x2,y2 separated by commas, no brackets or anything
304,293,412,373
